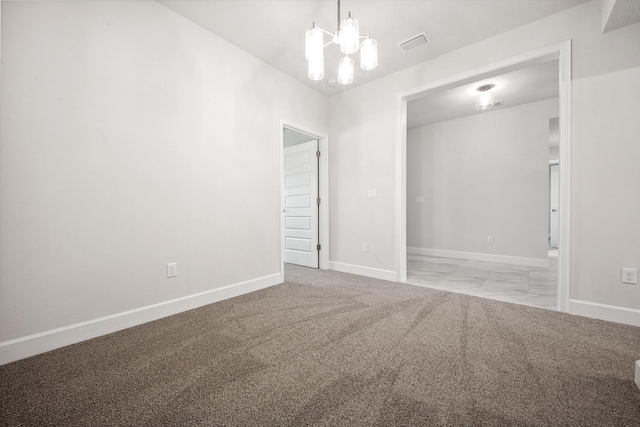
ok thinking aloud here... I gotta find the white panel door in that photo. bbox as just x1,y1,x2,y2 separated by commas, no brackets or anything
283,140,319,268
549,163,560,249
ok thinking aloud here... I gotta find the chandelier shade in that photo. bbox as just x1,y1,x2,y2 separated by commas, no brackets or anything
339,14,360,54
308,56,325,81
338,56,354,85
305,0,377,85
360,38,378,71
305,27,324,61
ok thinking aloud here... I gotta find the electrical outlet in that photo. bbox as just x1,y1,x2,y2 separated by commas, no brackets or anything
622,268,637,284
362,243,369,253
167,262,177,278
367,189,377,199
488,235,494,244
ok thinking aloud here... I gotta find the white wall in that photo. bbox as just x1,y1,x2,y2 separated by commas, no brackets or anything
407,98,558,261
329,1,640,313
283,128,316,148
0,1,328,349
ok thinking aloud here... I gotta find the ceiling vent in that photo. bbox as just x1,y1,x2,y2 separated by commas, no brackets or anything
398,32,430,52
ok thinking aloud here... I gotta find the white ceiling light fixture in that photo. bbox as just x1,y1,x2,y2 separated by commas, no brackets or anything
305,0,378,85
475,84,496,110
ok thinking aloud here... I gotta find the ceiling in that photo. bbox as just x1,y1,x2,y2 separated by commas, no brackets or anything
407,59,559,128
157,0,591,97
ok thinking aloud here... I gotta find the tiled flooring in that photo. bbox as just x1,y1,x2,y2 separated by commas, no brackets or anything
406,251,558,310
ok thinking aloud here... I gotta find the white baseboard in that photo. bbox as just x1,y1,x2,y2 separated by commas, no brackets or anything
329,261,397,282
568,299,640,327
407,247,550,268
0,273,281,366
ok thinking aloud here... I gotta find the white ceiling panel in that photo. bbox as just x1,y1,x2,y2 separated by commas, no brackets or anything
157,0,590,96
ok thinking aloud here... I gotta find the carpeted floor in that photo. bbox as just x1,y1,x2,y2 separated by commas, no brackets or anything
2,264,640,426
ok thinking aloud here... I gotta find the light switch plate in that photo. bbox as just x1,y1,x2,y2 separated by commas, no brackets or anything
415,196,424,203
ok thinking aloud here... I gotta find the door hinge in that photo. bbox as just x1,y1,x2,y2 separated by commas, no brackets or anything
316,197,321,204
317,244,321,251
316,150,321,158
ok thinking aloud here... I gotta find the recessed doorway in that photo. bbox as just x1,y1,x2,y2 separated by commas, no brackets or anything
396,42,572,312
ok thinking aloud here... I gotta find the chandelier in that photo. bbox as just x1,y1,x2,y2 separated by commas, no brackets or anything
305,0,378,85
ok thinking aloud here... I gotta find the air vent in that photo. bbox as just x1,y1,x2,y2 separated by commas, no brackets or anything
398,32,430,52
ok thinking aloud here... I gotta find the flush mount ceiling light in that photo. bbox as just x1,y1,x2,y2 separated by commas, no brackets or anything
305,0,378,85
475,84,496,110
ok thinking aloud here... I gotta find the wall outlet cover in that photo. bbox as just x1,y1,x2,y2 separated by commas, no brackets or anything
622,268,637,284
167,262,177,278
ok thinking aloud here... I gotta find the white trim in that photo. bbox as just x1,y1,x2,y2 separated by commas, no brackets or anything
557,40,572,313
407,247,550,268
396,95,408,283
568,299,640,327
0,273,281,365
280,120,330,275
329,261,397,282
397,40,572,313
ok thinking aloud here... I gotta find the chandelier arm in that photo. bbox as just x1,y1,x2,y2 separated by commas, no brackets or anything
314,25,336,37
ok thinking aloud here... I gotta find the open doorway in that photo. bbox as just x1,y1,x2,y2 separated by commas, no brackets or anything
396,42,571,312
283,130,319,268
280,124,329,277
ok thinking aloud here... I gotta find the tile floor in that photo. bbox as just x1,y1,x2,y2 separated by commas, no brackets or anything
406,250,558,310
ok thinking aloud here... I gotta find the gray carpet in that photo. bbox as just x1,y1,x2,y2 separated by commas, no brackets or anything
2,264,640,426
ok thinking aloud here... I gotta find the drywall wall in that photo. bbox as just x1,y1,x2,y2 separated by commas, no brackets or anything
0,1,328,344
407,98,558,261
283,128,316,148
329,1,640,311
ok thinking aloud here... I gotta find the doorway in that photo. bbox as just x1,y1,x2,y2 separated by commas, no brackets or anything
396,41,571,312
283,136,319,268
280,124,329,276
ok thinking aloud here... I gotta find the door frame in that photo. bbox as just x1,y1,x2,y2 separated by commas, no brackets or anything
280,120,329,281
395,40,572,312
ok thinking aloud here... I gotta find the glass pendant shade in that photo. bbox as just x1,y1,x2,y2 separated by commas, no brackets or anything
308,56,324,81
305,27,324,61
476,92,495,110
337,56,354,85
339,16,360,54
360,38,378,70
